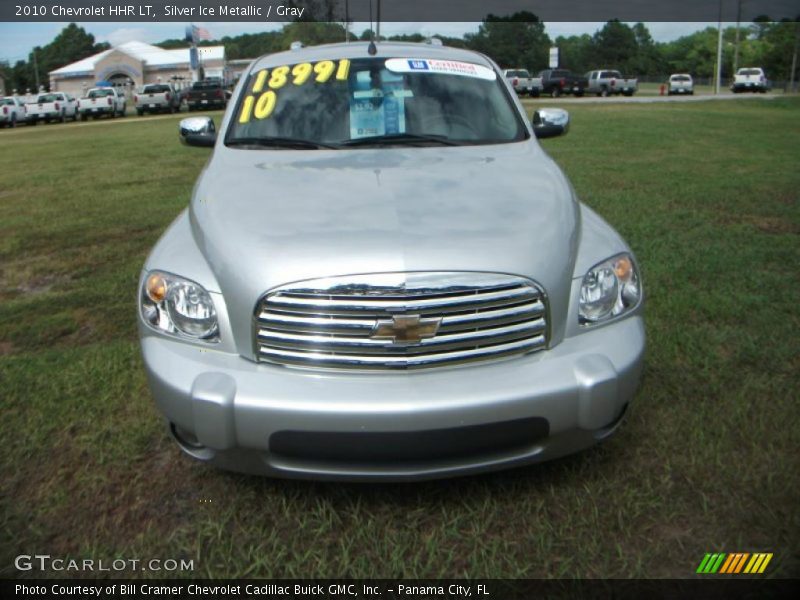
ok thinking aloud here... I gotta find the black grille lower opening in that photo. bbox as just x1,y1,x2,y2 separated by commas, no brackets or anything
269,417,549,464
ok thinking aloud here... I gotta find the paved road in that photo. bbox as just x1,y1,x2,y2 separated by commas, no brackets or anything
0,109,225,135
522,91,781,105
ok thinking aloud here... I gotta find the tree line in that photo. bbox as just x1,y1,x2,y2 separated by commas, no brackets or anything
2,15,798,93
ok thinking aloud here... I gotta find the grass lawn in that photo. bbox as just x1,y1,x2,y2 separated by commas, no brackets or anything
1,99,798,579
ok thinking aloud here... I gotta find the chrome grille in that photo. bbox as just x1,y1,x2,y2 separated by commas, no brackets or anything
254,272,548,370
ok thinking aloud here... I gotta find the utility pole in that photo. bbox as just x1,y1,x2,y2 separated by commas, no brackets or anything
733,0,742,75
376,0,381,41
345,0,349,42
791,21,799,93
715,0,724,94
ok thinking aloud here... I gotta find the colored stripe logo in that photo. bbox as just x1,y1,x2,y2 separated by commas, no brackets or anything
697,553,773,574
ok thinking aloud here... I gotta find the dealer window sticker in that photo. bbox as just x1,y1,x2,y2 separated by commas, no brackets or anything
385,58,497,81
349,69,408,139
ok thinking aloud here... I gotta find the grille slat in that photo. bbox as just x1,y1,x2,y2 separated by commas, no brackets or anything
259,300,544,336
254,273,548,370
258,319,545,355
263,286,539,316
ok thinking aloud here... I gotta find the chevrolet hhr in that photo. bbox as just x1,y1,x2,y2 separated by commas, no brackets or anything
138,41,645,480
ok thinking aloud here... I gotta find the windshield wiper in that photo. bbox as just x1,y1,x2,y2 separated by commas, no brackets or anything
337,133,465,147
225,136,338,150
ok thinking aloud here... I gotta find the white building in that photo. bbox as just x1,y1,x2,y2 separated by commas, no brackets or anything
49,41,228,97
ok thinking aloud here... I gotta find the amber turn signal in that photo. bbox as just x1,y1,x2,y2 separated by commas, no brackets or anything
146,273,168,302
614,256,633,281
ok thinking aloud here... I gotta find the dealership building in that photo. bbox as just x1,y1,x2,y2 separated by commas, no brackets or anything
49,41,228,97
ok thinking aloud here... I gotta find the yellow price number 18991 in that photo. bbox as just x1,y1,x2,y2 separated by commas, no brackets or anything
239,59,351,123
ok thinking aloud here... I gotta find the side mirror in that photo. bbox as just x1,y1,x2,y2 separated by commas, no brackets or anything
532,108,570,139
179,116,216,147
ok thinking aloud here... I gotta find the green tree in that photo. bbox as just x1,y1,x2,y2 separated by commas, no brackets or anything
280,21,347,47
464,11,550,72
591,20,638,73
554,34,593,73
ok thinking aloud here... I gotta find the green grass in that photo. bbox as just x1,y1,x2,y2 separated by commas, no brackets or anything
1,100,798,579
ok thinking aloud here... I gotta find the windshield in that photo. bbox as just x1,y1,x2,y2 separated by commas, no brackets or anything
3,98,15,105
37,94,60,103
670,75,691,81
143,85,171,94
739,69,762,76
506,70,529,78
226,56,527,148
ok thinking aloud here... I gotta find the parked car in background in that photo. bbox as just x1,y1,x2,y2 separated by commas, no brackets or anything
668,74,694,95
185,80,229,111
585,70,638,96
503,69,542,97
140,41,644,480
135,83,181,115
538,69,588,97
25,92,78,124
731,68,770,93
1,96,25,128
78,87,127,120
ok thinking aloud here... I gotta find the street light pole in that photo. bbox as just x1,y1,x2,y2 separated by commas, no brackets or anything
791,21,799,93
733,0,742,75
715,0,724,94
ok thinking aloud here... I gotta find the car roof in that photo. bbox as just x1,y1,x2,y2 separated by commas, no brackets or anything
249,41,494,73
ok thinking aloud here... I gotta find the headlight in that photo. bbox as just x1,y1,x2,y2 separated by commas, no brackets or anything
140,271,219,341
579,253,641,324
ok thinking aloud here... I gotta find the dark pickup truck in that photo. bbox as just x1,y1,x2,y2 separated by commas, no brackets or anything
538,69,588,98
185,80,229,111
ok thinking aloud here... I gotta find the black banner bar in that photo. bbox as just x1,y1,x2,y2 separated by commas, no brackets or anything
2,1,799,23
2,579,799,600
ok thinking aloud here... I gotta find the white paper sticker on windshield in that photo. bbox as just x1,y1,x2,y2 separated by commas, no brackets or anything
385,58,497,81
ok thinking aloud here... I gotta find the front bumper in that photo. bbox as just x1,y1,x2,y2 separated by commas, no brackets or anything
141,313,645,481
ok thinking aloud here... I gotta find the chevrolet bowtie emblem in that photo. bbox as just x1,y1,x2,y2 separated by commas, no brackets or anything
371,314,442,344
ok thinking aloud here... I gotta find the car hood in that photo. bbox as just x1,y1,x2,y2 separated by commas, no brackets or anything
190,141,579,355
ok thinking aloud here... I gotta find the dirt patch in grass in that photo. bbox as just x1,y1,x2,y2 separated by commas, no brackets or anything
6,433,204,558
718,214,799,235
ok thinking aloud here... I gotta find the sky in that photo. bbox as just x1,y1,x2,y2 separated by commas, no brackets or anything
0,21,723,64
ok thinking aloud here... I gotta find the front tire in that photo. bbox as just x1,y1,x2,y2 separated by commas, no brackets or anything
600,87,609,97
551,87,561,98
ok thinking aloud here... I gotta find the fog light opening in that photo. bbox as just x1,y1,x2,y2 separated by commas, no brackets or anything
594,403,629,441
169,423,215,460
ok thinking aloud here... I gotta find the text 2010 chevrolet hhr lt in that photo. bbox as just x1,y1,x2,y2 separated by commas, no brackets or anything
138,41,644,480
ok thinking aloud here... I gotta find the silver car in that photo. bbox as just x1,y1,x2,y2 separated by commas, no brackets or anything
139,41,645,481
668,73,694,95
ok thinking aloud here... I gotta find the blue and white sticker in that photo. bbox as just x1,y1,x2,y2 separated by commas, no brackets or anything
385,58,496,81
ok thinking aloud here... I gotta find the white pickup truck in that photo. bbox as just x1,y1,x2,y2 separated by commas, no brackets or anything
26,92,79,124
135,83,181,115
78,87,127,120
731,68,770,93
503,69,542,97
1,96,26,128
585,70,638,97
